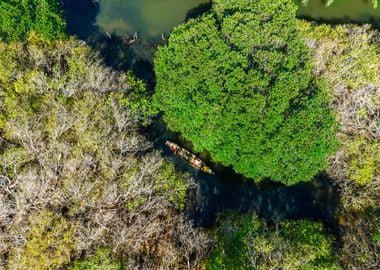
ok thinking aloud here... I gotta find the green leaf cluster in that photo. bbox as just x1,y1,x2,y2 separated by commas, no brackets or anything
345,136,380,185
8,210,76,270
298,21,380,210
374,212,380,244
0,0,66,42
69,248,123,270
206,212,341,270
155,161,190,210
153,0,338,185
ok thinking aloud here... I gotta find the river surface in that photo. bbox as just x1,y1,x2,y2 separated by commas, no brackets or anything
62,0,379,228
63,0,380,41
96,0,210,39
297,0,380,27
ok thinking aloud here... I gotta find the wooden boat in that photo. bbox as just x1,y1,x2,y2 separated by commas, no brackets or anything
165,141,215,175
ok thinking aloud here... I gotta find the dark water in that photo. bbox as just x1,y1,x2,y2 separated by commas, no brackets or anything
296,0,380,27
148,121,340,228
186,171,338,227
61,0,379,228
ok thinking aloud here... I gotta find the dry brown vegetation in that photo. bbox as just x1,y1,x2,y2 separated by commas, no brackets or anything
299,22,380,269
0,34,211,269
300,22,379,211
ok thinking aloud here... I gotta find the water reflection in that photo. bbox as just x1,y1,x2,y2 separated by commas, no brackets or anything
63,0,380,41
96,0,210,39
62,0,380,82
62,0,211,87
296,0,380,27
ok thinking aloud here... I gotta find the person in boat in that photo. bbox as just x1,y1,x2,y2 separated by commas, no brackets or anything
193,158,202,168
171,143,178,154
182,150,191,160
167,141,179,154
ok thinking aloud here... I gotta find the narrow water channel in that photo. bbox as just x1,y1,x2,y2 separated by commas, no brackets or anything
153,126,339,228
61,0,379,228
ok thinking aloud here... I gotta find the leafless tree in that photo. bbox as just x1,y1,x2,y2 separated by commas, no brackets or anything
0,37,211,269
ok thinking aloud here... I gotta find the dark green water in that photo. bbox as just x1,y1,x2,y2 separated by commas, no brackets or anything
96,0,210,39
62,0,379,227
297,0,380,26
62,0,380,72
92,0,380,39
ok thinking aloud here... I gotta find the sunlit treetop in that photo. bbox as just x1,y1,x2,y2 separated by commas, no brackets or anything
0,0,66,42
153,0,338,185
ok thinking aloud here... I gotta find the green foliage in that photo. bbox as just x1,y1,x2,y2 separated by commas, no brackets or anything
0,145,29,177
345,136,380,185
0,35,204,268
298,21,380,210
338,210,380,269
0,35,189,209
373,211,380,244
279,221,341,269
156,161,189,210
0,0,66,42
206,213,259,270
70,248,123,270
121,71,155,124
153,0,337,185
298,21,380,89
374,224,380,244
206,213,341,270
8,210,76,270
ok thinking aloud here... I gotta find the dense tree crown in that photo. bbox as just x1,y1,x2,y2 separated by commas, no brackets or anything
0,0,66,42
154,0,337,184
206,212,341,269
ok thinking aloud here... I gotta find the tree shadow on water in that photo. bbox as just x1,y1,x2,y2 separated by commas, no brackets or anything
185,166,341,230
61,0,159,89
185,1,212,21
86,35,159,90
148,119,341,230
61,0,101,39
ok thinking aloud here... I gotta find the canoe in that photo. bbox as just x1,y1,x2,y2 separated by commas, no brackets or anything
165,141,215,175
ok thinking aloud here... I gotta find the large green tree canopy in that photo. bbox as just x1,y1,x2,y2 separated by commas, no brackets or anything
0,0,66,42
154,0,337,185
